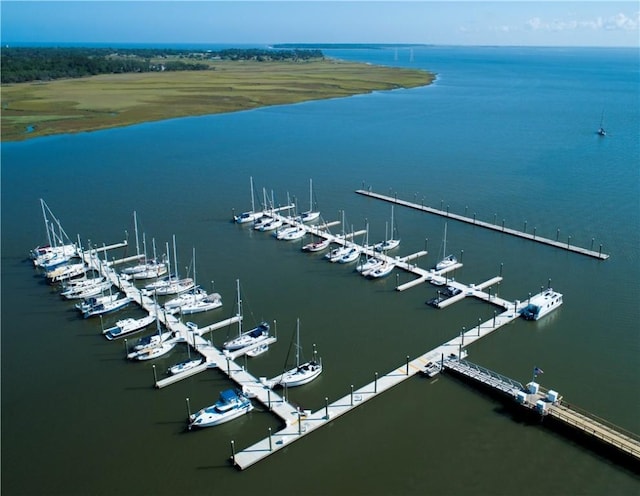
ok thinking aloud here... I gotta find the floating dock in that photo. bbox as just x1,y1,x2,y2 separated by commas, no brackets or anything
355,189,609,260
443,359,640,462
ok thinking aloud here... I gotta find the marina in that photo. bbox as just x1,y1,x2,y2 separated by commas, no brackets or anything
5,45,638,495
26,196,634,471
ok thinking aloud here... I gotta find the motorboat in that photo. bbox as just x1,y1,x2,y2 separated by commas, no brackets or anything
423,361,442,378
276,318,322,388
103,314,156,340
168,358,203,375
519,289,563,321
188,389,253,429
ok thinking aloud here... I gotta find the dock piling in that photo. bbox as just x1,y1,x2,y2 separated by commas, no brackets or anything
152,365,157,384
186,397,191,418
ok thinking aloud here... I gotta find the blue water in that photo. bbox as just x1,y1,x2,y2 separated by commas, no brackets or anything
2,46,639,495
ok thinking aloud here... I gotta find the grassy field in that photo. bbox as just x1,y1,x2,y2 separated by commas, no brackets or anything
1,59,434,141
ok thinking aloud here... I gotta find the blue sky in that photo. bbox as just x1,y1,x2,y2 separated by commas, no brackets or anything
2,1,638,47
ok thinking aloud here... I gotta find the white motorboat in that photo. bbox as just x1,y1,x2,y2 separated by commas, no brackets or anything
276,318,322,388
103,314,156,340
519,288,563,321
168,358,203,375
435,223,457,270
423,361,442,378
83,296,132,318
188,389,253,429
234,176,264,224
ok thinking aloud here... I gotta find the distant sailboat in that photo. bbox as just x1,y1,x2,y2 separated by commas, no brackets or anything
597,110,606,136
435,222,457,271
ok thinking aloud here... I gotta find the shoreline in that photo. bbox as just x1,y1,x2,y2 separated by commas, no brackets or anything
1,59,435,142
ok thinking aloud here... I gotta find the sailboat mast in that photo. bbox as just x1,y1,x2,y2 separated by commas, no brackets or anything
295,318,301,367
249,176,256,213
40,199,52,247
172,235,178,279
309,178,313,212
443,223,448,255
236,279,242,336
133,211,140,257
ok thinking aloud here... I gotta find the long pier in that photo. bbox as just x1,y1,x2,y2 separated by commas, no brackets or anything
355,189,609,260
443,359,640,462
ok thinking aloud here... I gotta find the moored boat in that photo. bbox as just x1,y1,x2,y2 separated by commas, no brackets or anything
519,288,563,321
276,318,322,388
103,314,156,340
168,358,203,375
188,389,253,429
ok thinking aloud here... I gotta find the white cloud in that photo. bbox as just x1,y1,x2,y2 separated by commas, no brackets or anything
526,12,639,33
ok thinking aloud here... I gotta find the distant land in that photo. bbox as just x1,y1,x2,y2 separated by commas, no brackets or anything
273,43,432,50
1,47,435,141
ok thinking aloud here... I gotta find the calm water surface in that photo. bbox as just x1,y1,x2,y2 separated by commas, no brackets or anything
2,46,639,495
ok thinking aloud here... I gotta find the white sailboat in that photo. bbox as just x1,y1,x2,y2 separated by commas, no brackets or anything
299,178,320,223
234,176,264,224
276,318,322,388
127,300,178,360
145,237,195,296
222,280,271,351
435,223,457,271
374,205,400,252
31,199,77,267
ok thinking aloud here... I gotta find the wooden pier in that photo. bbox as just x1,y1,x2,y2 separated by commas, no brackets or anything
443,359,640,462
355,189,609,260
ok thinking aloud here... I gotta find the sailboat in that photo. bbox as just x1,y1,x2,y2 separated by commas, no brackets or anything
374,205,400,252
31,199,77,268
165,248,221,315
276,318,322,388
127,298,177,361
222,280,270,351
299,178,320,223
234,176,264,224
435,222,457,271
597,110,606,136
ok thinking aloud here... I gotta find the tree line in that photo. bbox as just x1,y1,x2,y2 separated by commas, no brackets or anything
0,47,324,84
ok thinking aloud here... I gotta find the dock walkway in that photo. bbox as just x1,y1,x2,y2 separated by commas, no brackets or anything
355,189,609,260
443,359,640,462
